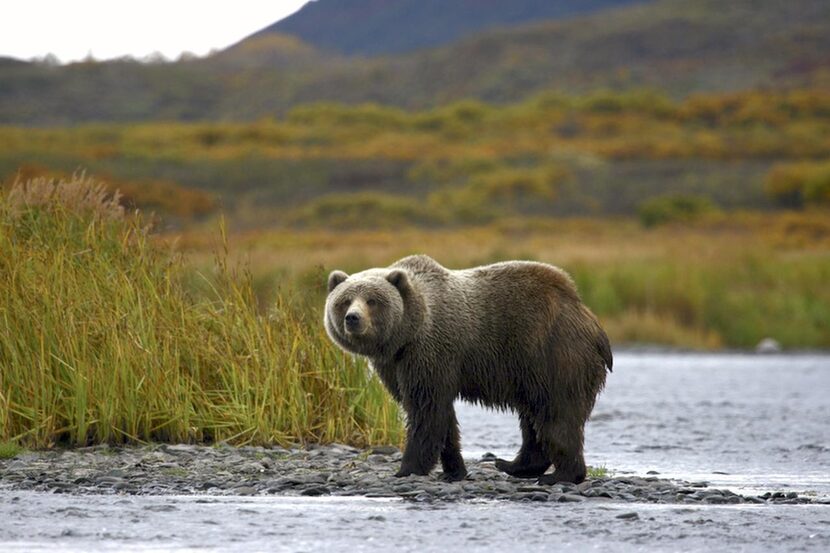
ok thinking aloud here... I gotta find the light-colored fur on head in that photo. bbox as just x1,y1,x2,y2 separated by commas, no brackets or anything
324,269,410,358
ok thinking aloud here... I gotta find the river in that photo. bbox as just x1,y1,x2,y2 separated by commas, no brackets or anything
1,352,828,552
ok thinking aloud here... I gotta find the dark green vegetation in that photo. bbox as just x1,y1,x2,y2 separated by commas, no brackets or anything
637,195,719,227
0,441,23,459
3,0,829,124
261,0,646,56
0,176,402,449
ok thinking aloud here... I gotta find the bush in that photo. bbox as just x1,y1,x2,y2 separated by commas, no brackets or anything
286,102,408,129
765,162,830,209
0,175,402,448
422,165,567,224
4,164,217,219
637,194,719,227
293,192,438,229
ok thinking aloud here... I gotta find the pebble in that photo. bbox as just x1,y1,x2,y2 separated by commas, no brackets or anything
516,486,549,493
300,486,330,496
0,444,825,506
576,481,593,493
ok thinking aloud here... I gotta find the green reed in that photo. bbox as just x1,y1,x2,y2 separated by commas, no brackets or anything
0,175,402,448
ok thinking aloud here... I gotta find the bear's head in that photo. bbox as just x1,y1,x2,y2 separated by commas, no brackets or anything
324,268,413,357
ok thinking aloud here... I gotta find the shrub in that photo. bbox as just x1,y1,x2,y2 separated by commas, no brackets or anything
293,192,438,229
4,164,217,219
764,162,830,209
637,194,719,227
423,165,567,224
286,102,408,129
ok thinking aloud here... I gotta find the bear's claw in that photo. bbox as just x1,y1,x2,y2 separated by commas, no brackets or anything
494,457,550,478
537,469,586,485
438,470,468,482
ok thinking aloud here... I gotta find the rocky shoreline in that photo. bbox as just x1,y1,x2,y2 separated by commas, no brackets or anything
1,444,827,505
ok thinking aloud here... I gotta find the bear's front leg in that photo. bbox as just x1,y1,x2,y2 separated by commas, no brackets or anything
439,405,467,481
395,396,454,478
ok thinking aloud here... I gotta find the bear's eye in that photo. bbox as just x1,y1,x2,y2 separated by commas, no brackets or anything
366,298,378,307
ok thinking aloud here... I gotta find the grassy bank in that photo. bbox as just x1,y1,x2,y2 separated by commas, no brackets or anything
0,176,402,449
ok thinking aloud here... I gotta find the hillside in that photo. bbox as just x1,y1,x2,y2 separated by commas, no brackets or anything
1,0,829,125
257,0,648,56
290,0,830,105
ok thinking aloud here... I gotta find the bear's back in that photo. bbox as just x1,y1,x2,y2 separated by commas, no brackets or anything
459,260,580,307
391,256,580,315
392,254,447,278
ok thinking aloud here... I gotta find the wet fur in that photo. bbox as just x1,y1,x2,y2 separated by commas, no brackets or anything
325,255,612,484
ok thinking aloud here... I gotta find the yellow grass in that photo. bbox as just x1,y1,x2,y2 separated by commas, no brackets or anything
0,175,403,449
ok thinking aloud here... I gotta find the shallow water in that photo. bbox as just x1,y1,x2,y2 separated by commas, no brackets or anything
459,352,830,496
2,493,829,552
2,352,829,552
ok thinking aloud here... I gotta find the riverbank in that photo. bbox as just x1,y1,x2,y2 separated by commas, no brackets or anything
2,444,826,505
2,354,829,552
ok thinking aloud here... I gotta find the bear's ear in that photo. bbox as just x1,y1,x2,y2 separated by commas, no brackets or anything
328,270,349,293
386,269,410,294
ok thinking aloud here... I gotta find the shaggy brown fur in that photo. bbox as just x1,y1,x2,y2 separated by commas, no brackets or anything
324,255,612,484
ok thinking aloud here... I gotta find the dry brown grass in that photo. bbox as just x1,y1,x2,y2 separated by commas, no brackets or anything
6,172,124,220
169,211,830,350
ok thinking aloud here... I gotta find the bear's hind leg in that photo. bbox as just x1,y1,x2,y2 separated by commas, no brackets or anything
495,414,551,478
537,416,587,485
439,406,467,482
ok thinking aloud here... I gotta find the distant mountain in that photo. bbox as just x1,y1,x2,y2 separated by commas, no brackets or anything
257,0,649,56
0,57,29,67
1,0,829,125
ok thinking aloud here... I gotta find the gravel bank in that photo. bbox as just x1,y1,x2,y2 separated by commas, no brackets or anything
2,444,826,505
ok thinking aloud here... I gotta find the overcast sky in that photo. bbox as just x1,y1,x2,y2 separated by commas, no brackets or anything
2,1,308,63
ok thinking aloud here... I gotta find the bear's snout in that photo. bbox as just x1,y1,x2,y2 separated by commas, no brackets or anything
344,310,367,335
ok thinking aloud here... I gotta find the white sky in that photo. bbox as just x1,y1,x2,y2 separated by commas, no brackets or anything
1,1,309,63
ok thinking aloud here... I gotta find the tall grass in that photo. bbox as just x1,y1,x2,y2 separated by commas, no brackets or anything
0,175,402,449
570,256,830,349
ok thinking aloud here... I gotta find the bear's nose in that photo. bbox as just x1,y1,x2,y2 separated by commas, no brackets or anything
345,312,361,330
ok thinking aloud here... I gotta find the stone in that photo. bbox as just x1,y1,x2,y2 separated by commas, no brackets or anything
557,493,586,503
300,486,330,496
517,486,550,493
576,481,593,493
756,337,782,353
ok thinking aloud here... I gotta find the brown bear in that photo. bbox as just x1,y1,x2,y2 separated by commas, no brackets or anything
324,255,612,484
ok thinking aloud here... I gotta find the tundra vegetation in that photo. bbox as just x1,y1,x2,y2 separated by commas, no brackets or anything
0,89,828,450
